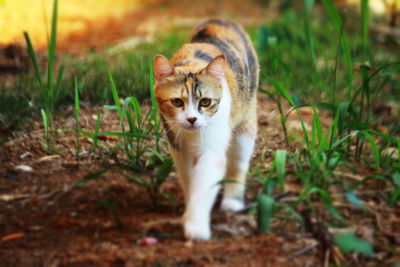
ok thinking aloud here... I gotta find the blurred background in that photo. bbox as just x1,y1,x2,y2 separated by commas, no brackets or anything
0,0,397,52
0,0,399,131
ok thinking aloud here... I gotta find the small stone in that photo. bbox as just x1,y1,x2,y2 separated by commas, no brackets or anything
14,164,33,172
137,236,158,246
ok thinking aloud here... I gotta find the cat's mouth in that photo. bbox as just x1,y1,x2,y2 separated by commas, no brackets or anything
182,124,201,131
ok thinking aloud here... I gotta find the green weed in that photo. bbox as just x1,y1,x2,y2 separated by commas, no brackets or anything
255,0,400,244
23,0,64,153
74,77,80,164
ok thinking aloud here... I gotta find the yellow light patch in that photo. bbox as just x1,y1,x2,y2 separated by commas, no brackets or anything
0,0,139,46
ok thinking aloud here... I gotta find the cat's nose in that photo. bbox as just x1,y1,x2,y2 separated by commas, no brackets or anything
187,117,197,125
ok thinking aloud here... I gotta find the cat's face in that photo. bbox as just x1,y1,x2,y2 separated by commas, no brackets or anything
153,55,225,131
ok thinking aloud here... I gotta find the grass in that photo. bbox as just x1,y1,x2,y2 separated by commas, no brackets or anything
254,0,400,257
1,0,400,260
23,0,64,153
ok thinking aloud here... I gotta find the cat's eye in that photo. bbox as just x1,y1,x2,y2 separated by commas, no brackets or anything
199,98,211,107
171,98,184,107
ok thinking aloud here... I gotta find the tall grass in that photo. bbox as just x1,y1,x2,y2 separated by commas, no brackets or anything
256,0,400,256
23,0,64,153
78,65,171,208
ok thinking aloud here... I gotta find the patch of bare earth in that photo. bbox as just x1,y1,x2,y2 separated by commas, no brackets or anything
1,94,399,266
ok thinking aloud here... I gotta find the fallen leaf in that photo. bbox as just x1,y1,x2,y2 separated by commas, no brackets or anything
1,232,25,241
35,155,61,162
0,194,32,202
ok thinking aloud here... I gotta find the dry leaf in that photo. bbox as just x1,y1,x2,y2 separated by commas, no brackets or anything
36,155,61,162
1,232,25,241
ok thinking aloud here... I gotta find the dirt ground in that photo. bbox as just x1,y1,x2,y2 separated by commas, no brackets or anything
0,94,310,266
1,94,399,266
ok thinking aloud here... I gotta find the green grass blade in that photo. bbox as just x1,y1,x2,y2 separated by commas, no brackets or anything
258,88,274,99
74,77,79,125
23,32,45,90
361,0,369,57
330,131,356,149
345,191,364,209
74,77,80,162
108,71,122,118
258,194,275,233
98,132,147,138
312,105,323,146
298,111,312,154
79,129,96,139
41,108,48,138
304,0,317,68
103,105,119,110
321,0,342,29
328,107,340,150
93,112,101,152
47,0,59,94
130,97,142,128
337,101,351,138
275,150,287,189
121,97,136,133
303,187,344,220
54,65,65,105
334,232,374,256
321,0,354,95
363,131,381,169
340,34,354,94
270,79,295,105
75,168,111,184
155,158,173,185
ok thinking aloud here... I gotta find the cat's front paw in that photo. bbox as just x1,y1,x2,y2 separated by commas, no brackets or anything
221,198,245,213
184,219,211,240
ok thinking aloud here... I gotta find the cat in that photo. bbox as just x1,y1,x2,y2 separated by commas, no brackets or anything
153,19,259,240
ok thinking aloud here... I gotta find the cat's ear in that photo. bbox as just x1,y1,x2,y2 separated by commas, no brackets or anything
205,55,225,80
154,55,175,83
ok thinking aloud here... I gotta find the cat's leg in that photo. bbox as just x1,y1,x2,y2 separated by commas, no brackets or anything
183,149,227,240
221,120,256,212
169,145,189,202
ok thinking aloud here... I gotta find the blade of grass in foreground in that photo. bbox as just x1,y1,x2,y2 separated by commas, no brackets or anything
361,0,369,58
74,77,80,163
108,71,123,121
301,187,344,220
75,168,112,185
258,194,275,233
23,32,44,90
363,131,381,170
275,150,287,190
304,0,317,69
321,0,354,96
47,0,59,98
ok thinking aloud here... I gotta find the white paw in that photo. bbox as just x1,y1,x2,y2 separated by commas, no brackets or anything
221,198,245,212
184,219,211,240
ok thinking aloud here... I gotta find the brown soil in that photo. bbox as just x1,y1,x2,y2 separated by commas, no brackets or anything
1,94,399,266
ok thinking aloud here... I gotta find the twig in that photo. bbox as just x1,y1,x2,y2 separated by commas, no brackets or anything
288,242,319,259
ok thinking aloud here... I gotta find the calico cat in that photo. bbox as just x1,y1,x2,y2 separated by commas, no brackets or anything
153,19,259,240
